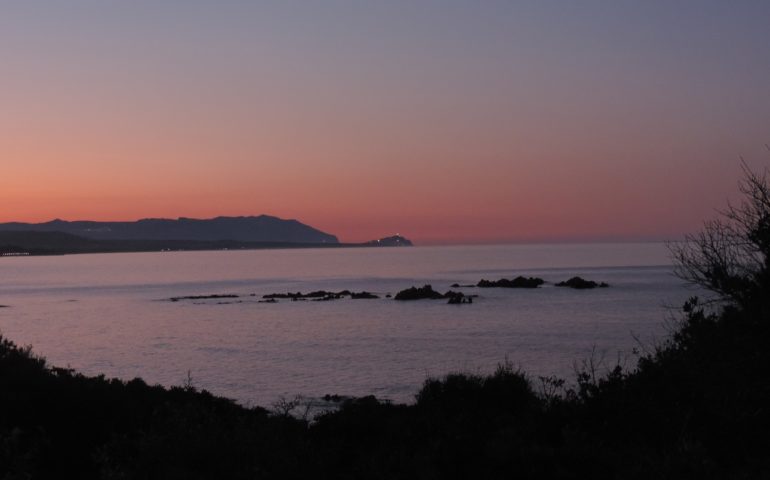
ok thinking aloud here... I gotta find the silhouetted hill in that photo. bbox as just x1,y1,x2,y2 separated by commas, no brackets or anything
2,167,768,478
364,235,413,246
0,231,412,256
0,216,338,244
0,231,342,256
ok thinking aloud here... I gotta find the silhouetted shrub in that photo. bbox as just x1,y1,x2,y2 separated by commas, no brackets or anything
3,165,770,478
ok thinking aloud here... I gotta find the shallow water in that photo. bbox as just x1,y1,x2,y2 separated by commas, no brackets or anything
0,243,694,405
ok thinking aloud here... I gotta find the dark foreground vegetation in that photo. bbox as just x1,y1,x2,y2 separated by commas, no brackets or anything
2,166,770,479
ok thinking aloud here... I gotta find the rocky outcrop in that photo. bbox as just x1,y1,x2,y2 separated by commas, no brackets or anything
169,294,239,302
394,285,445,300
394,285,477,302
261,290,379,301
0,215,339,244
364,235,413,247
351,291,379,299
555,277,609,289
477,277,545,288
263,291,346,300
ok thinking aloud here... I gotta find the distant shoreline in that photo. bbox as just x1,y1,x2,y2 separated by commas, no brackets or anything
0,230,414,257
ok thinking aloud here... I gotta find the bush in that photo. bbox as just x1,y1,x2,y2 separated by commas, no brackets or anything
2,164,770,478
671,162,770,308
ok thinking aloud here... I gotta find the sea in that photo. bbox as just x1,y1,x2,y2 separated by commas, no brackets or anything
0,243,697,407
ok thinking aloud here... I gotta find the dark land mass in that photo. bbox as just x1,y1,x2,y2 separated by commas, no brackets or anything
0,230,414,256
2,167,769,478
477,276,545,288
0,231,335,256
363,234,413,246
0,216,338,244
555,276,609,289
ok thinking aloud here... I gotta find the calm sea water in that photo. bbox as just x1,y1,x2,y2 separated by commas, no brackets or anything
0,243,694,406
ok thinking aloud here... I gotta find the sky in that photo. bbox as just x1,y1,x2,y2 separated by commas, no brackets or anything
1,1,769,244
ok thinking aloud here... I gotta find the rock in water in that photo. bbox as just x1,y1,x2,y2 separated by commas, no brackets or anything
477,276,544,288
554,277,609,289
394,285,445,300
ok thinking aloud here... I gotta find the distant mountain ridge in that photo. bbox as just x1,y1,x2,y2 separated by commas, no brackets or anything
0,216,338,244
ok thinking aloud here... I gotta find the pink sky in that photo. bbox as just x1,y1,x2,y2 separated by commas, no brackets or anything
1,2,768,244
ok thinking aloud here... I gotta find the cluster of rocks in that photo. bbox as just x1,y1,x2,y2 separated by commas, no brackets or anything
477,276,545,288
394,285,477,304
351,291,379,299
169,294,239,302
168,290,382,304
168,275,609,307
447,293,473,304
263,290,343,301
262,290,380,302
554,276,609,289
393,285,445,300
453,275,609,290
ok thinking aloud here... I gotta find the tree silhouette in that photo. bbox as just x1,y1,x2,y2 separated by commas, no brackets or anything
671,159,770,307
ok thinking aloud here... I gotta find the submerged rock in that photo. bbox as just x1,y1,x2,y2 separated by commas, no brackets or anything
447,296,473,304
444,290,478,305
351,291,379,299
263,290,346,300
169,294,239,302
446,291,474,304
444,291,464,301
477,277,545,288
555,276,609,289
260,290,378,301
264,291,300,299
313,295,340,302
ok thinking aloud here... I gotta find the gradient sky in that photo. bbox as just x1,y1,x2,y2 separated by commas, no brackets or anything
1,1,769,244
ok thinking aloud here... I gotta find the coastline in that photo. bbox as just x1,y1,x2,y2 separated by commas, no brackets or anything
0,237,409,257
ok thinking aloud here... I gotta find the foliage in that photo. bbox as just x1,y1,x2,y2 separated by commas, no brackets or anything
2,165,770,478
670,162,770,307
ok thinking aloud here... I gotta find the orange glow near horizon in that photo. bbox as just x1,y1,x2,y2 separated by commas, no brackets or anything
1,3,768,244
